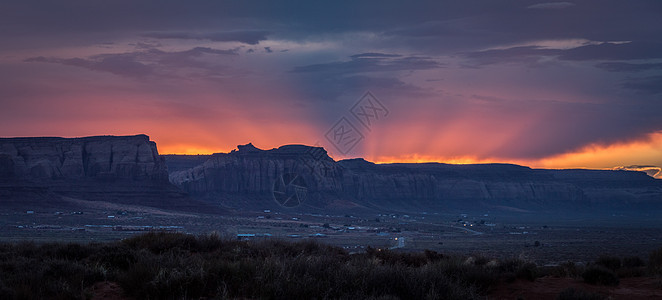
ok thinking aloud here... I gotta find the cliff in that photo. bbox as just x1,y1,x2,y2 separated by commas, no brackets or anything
0,135,199,211
336,159,587,211
169,143,344,208
170,143,662,213
0,134,167,182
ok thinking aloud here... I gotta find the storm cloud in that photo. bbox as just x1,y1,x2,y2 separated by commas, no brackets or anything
1,0,661,168
25,47,238,79
143,31,270,45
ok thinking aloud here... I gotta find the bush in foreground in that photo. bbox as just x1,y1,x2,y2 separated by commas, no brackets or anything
0,232,488,299
649,247,662,275
1,232,658,299
594,255,621,271
582,265,619,286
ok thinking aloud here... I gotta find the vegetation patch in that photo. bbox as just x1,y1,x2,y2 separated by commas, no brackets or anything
582,266,620,286
0,232,660,299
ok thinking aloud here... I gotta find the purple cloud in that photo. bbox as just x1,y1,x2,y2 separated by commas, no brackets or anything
143,30,270,45
527,2,576,10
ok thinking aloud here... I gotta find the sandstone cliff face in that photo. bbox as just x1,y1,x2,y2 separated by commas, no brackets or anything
0,135,167,182
0,135,199,211
169,144,662,212
170,144,343,207
337,160,588,211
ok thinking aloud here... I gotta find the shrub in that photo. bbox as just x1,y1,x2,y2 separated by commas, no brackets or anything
87,244,137,271
497,258,538,281
424,249,444,261
122,231,198,254
2,257,104,300
458,267,499,293
582,265,619,286
516,262,538,281
617,266,645,278
365,247,428,267
117,259,159,297
595,255,621,271
649,247,662,275
0,280,13,300
548,261,583,278
617,256,646,278
622,256,645,268
0,233,538,299
473,256,489,266
196,232,224,251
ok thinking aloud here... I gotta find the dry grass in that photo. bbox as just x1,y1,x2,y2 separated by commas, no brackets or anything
0,232,659,299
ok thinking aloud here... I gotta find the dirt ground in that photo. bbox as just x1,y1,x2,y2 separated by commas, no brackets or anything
89,282,131,300
490,276,662,300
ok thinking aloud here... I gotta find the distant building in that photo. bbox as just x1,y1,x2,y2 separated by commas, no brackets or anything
236,233,256,240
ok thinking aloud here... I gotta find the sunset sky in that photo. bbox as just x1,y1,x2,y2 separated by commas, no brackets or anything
1,1,661,177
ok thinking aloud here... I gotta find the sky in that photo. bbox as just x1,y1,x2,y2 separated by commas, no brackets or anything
1,1,661,178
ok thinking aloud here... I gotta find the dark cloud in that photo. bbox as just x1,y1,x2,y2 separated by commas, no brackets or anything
489,99,662,159
289,54,438,104
25,47,237,78
25,56,153,77
3,0,662,162
461,46,560,66
303,75,414,102
384,21,465,39
183,47,238,56
292,72,432,107
133,41,163,50
463,41,662,66
559,41,662,61
527,2,576,10
381,2,662,54
596,62,662,72
623,75,662,94
350,53,403,59
291,54,443,75
3,1,662,53
143,30,270,45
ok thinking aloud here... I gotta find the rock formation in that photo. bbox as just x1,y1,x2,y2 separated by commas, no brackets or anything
170,143,662,213
0,135,200,211
3,135,659,214
0,134,167,182
169,143,343,208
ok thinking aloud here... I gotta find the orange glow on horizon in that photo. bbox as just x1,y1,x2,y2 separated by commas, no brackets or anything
370,154,501,165
368,131,662,178
149,126,662,179
154,130,662,179
158,145,220,155
533,131,662,178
